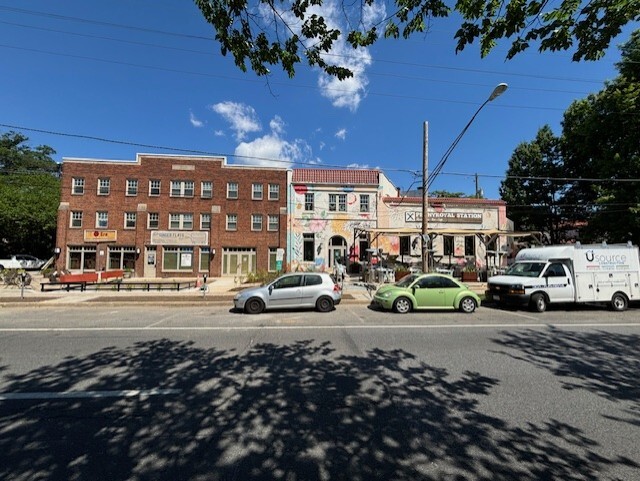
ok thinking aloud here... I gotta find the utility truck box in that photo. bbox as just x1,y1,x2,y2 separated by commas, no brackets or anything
486,243,640,312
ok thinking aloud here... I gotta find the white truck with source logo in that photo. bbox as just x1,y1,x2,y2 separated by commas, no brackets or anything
486,243,640,312
0,256,23,270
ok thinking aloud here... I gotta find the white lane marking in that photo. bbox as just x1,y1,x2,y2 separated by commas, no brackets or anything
0,389,181,401
145,312,182,328
0,323,638,332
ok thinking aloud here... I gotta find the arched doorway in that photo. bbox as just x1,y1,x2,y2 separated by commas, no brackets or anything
328,236,347,269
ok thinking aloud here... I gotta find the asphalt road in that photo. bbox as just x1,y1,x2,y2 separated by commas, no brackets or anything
0,305,639,481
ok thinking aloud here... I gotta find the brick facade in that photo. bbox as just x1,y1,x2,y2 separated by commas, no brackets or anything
55,154,287,278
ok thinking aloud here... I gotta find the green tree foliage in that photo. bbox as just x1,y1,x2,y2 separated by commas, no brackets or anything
500,125,565,243
0,132,60,258
193,0,639,79
561,30,640,243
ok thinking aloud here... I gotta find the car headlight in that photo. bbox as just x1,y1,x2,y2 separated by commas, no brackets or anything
377,291,392,298
508,284,525,295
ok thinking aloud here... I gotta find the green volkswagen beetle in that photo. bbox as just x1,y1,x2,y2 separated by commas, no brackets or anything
371,273,480,314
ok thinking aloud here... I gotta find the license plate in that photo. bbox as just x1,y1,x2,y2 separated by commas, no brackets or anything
493,295,500,301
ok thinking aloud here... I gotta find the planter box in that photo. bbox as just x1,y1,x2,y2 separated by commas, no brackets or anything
461,272,478,282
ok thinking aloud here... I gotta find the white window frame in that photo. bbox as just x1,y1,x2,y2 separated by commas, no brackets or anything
162,246,193,272
170,180,194,197
149,180,161,196
226,214,238,231
97,178,110,196
200,213,211,230
227,182,238,199
148,212,159,229
124,212,136,229
252,183,263,200
72,178,84,195
268,184,280,200
251,214,263,231
126,179,138,196
268,214,279,231
96,211,108,228
169,213,193,230
201,181,213,199
360,194,370,213
70,211,83,228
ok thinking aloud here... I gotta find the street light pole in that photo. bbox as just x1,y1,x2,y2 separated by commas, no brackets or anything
421,121,428,273
421,83,508,273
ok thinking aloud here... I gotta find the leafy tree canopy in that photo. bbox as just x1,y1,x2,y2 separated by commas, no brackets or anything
194,0,639,79
0,132,60,258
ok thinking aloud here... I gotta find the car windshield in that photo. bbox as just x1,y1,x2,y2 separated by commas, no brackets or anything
394,274,420,287
504,262,546,277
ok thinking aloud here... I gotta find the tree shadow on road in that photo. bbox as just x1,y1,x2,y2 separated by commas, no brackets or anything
0,338,637,480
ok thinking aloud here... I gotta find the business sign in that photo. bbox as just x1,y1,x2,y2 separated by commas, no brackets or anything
405,211,482,224
84,230,117,242
150,231,209,246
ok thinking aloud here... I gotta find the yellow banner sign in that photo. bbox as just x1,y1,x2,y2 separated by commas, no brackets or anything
84,230,118,242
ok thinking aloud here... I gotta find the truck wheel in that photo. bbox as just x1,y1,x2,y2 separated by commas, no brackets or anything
610,293,628,312
530,293,547,313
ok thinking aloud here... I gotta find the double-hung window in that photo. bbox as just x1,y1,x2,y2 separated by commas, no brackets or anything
268,214,279,231
360,194,370,213
252,183,263,200
304,193,314,211
124,212,136,229
126,179,138,196
268,184,280,200
72,178,84,195
227,182,238,199
226,214,238,231
169,213,193,230
201,181,212,199
71,211,83,228
329,194,347,212
251,214,263,231
96,211,108,228
98,178,110,195
200,213,211,230
171,180,194,197
149,180,161,196
148,212,159,229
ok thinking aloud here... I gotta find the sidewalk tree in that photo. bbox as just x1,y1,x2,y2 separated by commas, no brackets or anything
194,0,638,79
0,131,60,258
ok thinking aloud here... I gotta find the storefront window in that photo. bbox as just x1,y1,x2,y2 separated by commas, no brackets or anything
163,247,193,271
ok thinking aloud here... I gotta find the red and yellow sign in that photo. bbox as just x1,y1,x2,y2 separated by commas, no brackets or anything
84,230,118,242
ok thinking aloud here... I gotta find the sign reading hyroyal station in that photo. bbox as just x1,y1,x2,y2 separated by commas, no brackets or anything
405,211,483,224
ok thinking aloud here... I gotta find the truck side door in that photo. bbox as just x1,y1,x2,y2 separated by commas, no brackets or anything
543,262,574,302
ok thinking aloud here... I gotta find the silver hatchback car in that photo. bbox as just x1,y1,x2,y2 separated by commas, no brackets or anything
233,272,342,314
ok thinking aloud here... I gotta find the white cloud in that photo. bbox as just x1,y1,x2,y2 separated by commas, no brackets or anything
347,162,370,169
266,0,385,111
335,128,347,140
214,130,225,137
210,101,262,140
189,111,204,128
233,116,313,167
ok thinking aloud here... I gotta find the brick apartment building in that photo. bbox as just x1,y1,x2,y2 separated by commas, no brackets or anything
55,154,288,278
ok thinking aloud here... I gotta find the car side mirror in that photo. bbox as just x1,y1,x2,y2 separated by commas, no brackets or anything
269,286,274,295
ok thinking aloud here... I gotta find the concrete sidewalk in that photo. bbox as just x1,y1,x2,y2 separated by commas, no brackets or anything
0,273,487,307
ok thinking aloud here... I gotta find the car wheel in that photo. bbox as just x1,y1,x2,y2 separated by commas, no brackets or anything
316,296,334,313
244,297,265,314
530,293,547,313
393,297,412,314
610,293,628,311
459,296,477,313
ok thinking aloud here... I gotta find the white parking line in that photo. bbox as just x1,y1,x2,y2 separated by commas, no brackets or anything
0,388,181,401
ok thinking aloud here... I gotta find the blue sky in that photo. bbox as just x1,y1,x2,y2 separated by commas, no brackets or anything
1,1,637,199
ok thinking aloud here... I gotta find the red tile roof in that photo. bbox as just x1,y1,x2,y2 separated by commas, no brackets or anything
293,168,379,185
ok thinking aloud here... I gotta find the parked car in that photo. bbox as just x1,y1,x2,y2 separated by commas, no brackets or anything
371,273,480,314
233,272,342,314
13,254,46,270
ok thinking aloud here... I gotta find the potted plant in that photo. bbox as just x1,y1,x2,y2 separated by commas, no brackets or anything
461,262,478,282
394,265,410,281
